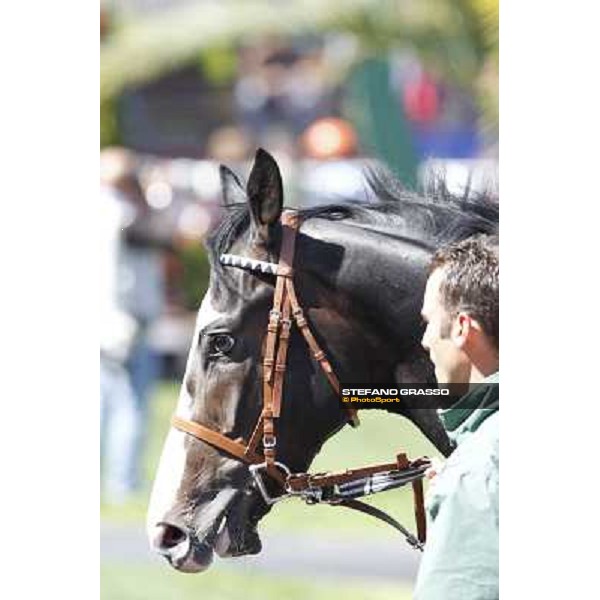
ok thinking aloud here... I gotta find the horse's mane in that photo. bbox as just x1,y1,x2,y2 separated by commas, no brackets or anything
300,167,499,244
207,166,499,283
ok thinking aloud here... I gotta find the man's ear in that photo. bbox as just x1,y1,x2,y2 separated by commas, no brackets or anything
453,313,472,349
219,165,246,206
246,148,283,241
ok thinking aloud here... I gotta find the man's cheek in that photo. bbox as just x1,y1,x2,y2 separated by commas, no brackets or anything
432,338,450,367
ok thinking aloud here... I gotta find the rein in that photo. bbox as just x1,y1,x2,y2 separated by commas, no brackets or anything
171,210,430,551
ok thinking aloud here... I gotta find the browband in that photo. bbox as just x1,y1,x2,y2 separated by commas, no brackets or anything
220,253,292,277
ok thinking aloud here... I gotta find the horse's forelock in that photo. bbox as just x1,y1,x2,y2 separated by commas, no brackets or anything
206,204,252,297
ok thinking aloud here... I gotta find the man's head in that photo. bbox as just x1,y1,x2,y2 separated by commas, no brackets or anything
421,234,499,385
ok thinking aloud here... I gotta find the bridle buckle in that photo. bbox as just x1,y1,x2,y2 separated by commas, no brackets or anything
263,436,277,449
249,461,291,505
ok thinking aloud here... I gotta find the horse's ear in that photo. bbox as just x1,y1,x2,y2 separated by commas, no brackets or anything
246,148,283,241
219,165,246,206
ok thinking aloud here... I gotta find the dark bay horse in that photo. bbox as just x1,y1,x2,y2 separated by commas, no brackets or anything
147,149,498,572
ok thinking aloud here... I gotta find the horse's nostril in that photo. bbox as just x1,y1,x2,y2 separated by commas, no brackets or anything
153,523,188,552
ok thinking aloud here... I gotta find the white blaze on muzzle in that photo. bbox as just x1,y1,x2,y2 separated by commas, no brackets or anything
146,291,225,542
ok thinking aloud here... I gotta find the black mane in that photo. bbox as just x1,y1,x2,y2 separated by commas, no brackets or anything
299,167,498,245
207,166,498,283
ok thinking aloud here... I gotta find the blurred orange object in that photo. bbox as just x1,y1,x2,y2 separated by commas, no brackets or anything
301,117,358,159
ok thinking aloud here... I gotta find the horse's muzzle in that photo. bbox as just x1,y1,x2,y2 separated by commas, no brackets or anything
151,522,214,572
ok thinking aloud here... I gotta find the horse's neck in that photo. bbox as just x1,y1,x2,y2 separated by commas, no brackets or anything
300,218,433,337
297,218,454,456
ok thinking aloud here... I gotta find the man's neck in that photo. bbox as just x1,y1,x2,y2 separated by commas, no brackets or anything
469,360,499,384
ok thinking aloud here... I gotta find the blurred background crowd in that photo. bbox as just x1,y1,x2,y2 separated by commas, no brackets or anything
100,1,497,596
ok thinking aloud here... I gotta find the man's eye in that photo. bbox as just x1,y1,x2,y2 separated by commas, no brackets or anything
208,334,235,356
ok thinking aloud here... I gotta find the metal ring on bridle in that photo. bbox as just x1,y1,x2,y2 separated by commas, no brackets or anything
249,461,292,505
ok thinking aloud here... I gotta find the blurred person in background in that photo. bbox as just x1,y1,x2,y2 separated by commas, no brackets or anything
234,39,332,148
100,147,172,504
415,234,499,600
100,150,138,504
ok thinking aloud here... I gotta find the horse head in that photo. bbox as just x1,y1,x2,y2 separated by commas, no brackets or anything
146,149,493,572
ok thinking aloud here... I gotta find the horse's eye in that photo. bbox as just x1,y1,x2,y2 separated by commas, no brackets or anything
209,334,235,356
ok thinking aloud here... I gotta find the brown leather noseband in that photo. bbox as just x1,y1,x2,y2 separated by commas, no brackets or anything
170,210,429,549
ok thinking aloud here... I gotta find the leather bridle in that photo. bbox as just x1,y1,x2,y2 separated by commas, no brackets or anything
171,210,430,550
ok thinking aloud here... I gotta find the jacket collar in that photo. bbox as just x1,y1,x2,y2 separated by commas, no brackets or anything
439,372,499,444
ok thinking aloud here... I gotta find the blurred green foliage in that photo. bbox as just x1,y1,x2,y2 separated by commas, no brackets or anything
178,244,211,311
198,45,238,86
100,95,121,148
100,0,498,146
341,0,498,137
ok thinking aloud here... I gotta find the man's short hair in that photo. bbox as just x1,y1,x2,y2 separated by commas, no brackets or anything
430,234,499,350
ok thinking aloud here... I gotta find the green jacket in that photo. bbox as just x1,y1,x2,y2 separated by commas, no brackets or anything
414,373,499,600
